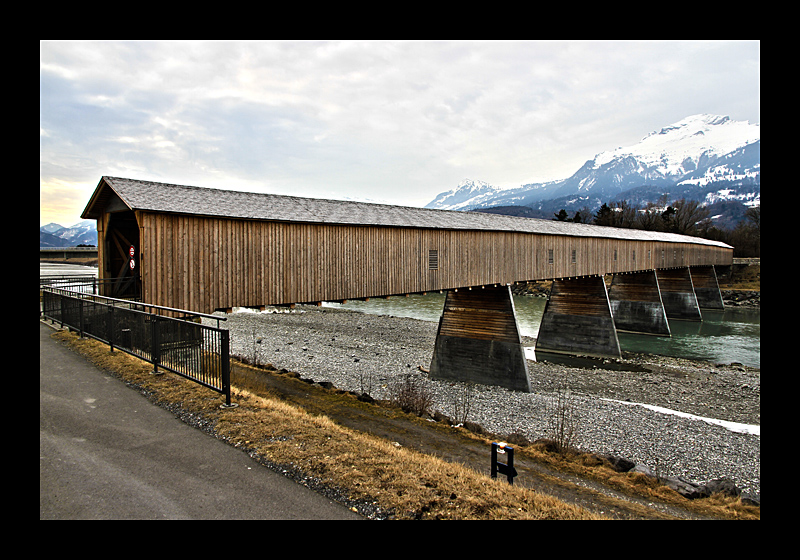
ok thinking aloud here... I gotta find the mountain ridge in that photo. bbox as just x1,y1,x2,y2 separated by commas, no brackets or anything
425,114,760,226
40,220,98,247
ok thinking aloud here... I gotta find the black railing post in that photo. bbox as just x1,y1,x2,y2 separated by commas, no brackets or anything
150,316,161,375
108,305,115,352
78,295,85,338
219,330,237,408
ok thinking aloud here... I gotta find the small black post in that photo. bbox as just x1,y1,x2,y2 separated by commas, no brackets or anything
150,317,161,375
78,296,85,338
491,442,518,485
108,305,115,352
219,330,237,408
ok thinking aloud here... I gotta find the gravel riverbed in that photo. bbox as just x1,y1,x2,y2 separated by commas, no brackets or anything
205,304,760,500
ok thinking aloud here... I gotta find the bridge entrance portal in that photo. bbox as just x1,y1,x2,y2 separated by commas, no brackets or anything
102,211,140,299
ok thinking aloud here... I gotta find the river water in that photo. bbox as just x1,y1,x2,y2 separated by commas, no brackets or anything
324,292,760,369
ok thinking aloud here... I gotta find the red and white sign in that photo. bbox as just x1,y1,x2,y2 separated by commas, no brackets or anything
129,258,136,270
129,245,135,258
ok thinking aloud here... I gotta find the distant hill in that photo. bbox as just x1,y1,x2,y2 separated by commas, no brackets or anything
40,220,97,247
469,205,548,219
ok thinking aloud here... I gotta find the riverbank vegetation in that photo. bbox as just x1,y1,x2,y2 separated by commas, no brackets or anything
553,198,760,258
720,262,760,291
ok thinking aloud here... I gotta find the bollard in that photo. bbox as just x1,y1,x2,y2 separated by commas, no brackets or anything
491,442,518,485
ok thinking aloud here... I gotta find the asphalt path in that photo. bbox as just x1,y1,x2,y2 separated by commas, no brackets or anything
39,321,363,520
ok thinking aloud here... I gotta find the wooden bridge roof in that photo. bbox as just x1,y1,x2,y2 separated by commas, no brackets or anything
82,176,731,248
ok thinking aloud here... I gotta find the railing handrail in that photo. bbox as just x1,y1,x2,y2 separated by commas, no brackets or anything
41,285,226,325
39,274,98,280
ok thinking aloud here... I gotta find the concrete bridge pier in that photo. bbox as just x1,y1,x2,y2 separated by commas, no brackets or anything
656,267,702,321
534,276,621,360
607,270,671,336
429,285,531,392
690,265,725,310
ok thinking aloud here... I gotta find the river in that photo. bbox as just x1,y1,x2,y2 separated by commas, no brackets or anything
324,292,760,369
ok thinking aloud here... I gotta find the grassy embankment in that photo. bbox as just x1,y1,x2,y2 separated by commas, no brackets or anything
719,263,760,291
48,328,760,520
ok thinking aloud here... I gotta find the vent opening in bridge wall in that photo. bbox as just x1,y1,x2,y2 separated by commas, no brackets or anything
428,249,439,270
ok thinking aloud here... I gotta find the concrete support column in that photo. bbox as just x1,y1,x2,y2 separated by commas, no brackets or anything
608,270,671,336
656,267,702,321
535,276,621,359
690,265,725,310
429,285,531,392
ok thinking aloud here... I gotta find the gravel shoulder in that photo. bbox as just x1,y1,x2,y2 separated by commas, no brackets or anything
207,304,760,500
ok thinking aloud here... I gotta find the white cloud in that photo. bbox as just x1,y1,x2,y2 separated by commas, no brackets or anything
40,39,759,223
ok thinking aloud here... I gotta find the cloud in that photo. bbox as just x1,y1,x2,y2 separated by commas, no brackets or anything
40,40,759,224
39,178,97,226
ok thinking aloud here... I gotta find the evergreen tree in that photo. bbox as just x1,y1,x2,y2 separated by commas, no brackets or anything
594,203,614,226
661,205,676,232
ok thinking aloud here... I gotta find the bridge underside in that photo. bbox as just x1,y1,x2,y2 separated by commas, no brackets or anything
429,265,725,392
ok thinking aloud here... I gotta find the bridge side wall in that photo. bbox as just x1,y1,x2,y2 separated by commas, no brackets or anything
134,212,733,315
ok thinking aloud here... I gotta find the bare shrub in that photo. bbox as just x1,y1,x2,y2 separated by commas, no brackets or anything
546,383,579,454
391,373,433,417
449,382,475,426
358,368,374,396
240,325,262,367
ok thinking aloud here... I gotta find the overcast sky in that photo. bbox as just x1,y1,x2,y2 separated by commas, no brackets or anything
40,40,759,226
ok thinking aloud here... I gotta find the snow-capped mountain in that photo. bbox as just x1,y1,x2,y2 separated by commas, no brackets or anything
40,220,98,247
424,179,514,210
591,114,758,181
426,114,760,220
677,137,760,188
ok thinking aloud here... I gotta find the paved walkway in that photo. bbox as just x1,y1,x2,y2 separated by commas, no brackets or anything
39,321,363,520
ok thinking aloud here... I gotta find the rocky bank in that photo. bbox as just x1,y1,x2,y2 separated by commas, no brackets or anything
205,304,760,502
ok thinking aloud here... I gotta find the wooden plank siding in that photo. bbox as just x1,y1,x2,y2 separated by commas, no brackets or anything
134,212,732,315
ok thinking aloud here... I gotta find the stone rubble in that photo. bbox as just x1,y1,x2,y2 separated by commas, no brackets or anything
206,304,760,502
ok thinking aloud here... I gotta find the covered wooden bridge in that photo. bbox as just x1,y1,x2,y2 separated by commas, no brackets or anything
82,176,733,391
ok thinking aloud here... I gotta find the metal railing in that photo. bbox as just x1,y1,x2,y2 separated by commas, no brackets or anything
39,275,141,299
41,286,234,406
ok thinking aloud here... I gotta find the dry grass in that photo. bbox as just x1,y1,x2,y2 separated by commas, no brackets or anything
219,387,601,520
517,441,760,520
47,328,759,520
720,264,760,290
